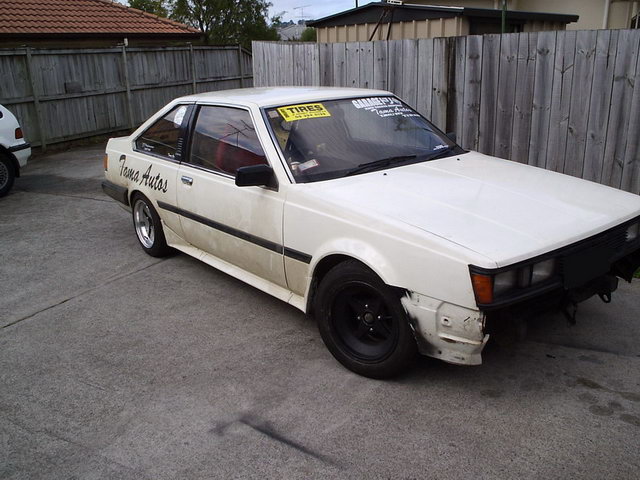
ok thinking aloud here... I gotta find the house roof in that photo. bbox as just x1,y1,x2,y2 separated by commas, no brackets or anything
0,0,201,39
278,24,307,41
308,2,579,28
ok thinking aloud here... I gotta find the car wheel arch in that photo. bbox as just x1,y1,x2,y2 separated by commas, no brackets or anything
128,188,144,207
305,252,397,314
0,146,20,177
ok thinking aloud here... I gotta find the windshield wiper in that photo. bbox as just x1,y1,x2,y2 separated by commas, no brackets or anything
344,155,417,177
425,146,457,161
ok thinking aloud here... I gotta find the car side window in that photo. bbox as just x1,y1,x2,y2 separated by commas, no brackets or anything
135,105,189,160
188,105,268,176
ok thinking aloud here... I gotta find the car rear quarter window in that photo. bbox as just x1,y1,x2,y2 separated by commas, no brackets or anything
188,106,267,176
135,105,190,161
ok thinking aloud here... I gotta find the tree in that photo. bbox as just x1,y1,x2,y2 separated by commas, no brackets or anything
300,27,316,42
129,0,169,17
170,0,279,48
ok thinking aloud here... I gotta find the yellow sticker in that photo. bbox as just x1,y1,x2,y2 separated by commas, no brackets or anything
277,103,331,121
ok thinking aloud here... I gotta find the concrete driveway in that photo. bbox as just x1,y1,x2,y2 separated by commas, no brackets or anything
1,146,639,479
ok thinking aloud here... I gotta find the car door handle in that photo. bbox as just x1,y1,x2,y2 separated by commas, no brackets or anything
181,175,193,186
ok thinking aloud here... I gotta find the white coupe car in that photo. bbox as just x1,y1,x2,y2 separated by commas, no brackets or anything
102,87,640,378
0,104,31,197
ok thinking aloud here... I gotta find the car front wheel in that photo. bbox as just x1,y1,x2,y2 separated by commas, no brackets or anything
131,193,172,257
0,154,16,197
314,260,418,378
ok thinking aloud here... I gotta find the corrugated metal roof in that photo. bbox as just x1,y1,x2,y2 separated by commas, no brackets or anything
308,2,579,28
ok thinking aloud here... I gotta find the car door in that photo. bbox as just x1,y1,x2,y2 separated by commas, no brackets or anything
127,104,194,239
175,104,287,288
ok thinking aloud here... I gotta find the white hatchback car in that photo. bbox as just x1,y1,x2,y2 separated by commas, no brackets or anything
103,87,640,378
0,104,31,197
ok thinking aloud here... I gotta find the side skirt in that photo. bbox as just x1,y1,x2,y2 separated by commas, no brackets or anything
162,222,307,313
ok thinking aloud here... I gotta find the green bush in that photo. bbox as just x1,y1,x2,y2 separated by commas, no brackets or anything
300,27,316,42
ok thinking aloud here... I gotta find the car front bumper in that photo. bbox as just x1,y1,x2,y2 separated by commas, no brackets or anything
403,238,640,367
401,293,488,366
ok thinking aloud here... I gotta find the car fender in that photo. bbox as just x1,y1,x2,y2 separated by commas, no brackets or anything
309,237,398,289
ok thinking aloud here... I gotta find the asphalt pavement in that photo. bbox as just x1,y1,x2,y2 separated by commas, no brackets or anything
1,146,639,479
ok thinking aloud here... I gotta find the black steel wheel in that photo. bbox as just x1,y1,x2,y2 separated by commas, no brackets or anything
315,260,418,378
331,283,399,361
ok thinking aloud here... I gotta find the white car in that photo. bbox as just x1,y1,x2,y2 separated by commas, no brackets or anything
102,87,640,378
0,104,31,197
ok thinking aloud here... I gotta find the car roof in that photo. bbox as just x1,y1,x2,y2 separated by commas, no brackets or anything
176,86,394,108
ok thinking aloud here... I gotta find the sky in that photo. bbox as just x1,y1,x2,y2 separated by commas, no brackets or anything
268,1,361,23
117,0,362,24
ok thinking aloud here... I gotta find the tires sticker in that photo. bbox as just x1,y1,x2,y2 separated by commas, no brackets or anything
352,97,420,118
277,103,331,121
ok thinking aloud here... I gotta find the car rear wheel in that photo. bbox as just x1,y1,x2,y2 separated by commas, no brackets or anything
314,260,418,378
0,154,16,197
131,193,172,257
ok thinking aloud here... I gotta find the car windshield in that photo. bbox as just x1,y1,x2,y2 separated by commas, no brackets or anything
264,96,461,183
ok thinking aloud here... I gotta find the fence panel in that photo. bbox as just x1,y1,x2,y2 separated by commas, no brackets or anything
415,39,433,120
0,45,253,149
478,34,500,155
461,35,482,151
546,30,577,173
494,33,519,160
583,30,617,182
528,31,556,168
251,30,640,195
564,30,598,178
602,29,640,188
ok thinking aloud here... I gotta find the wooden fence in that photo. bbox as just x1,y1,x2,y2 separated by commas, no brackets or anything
0,45,253,149
253,31,640,195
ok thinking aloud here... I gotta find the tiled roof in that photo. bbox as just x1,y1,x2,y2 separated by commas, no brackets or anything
0,0,201,36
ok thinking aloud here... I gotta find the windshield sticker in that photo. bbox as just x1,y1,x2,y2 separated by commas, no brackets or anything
352,97,420,118
296,158,319,172
277,103,331,121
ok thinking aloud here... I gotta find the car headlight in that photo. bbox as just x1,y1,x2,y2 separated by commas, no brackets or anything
626,222,639,242
470,258,558,305
494,269,517,295
532,259,555,284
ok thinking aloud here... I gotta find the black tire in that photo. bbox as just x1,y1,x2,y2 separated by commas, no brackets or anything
130,193,172,257
314,260,418,379
0,154,16,198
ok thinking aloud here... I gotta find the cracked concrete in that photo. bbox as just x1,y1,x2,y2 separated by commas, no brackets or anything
1,146,640,479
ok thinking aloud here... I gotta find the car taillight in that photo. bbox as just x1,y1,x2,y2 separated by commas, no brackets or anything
15,128,23,139
103,154,108,171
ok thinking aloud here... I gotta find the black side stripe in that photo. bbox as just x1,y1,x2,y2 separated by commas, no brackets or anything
283,247,312,264
157,201,312,264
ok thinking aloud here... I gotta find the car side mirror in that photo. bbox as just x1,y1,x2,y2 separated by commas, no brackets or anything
446,132,457,144
235,164,276,188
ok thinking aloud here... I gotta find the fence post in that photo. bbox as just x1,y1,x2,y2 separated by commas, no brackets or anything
121,45,134,129
189,43,197,93
238,45,245,88
24,47,46,151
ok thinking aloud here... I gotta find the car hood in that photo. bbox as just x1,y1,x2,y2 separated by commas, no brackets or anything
305,152,640,267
